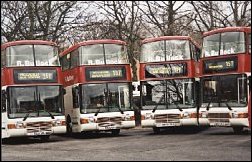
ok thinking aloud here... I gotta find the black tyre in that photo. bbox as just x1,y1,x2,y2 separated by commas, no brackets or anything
111,129,120,136
233,126,244,134
153,127,161,134
66,116,73,136
39,135,50,142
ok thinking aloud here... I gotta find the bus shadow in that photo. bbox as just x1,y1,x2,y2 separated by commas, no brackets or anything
69,131,131,139
148,126,210,135
2,136,66,145
202,128,251,135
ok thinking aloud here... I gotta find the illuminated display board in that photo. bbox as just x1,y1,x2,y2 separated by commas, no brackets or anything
145,63,187,78
14,69,57,83
85,66,126,81
203,56,238,74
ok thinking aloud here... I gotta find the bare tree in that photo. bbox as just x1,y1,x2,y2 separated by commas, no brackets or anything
1,1,78,42
189,1,251,33
93,1,144,81
137,1,191,36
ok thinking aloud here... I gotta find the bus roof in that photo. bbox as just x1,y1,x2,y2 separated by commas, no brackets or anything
141,36,200,48
1,40,57,50
59,39,126,57
203,26,251,37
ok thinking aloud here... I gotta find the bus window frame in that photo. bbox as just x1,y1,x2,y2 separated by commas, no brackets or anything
202,31,246,58
5,44,60,67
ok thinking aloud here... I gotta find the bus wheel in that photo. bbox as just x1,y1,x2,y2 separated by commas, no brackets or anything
111,129,120,136
153,127,160,134
232,126,244,134
66,116,73,136
40,135,50,142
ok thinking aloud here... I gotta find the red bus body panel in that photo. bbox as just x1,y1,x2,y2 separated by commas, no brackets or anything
199,54,251,76
1,67,63,86
62,65,132,87
139,60,196,81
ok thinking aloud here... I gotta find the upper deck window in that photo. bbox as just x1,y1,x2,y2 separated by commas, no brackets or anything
79,43,128,65
140,40,191,63
6,44,60,67
202,32,245,57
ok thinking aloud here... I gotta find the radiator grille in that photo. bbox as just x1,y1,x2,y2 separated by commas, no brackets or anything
26,121,52,134
154,114,181,123
96,117,123,127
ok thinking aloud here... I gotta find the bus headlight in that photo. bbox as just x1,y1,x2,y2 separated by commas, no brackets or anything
232,112,239,118
238,113,248,118
7,124,16,129
8,122,25,129
201,112,207,118
189,113,198,118
53,119,66,126
124,115,135,121
88,117,95,123
232,112,248,118
80,118,89,124
145,113,153,120
16,121,25,128
183,112,189,118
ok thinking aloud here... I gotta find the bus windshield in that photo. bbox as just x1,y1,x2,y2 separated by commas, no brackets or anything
141,79,195,110
140,40,190,62
80,83,132,114
6,45,60,67
201,74,247,108
202,32,245,57
8,86,64,118
80,44,128,65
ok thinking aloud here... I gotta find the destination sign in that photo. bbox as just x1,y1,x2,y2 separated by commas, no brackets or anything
203,57,238,74
14,69,57,83
145,63,187,78
85,66,126,81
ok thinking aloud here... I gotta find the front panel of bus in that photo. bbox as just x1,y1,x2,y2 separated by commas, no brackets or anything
1,43,66,139
61,42,135,134
139,38,200,130
198,28,251,133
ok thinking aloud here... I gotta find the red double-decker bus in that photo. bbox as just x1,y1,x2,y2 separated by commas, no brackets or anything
1,40,66,141
139,36,201,133
198,27,251,133
59,39,135,136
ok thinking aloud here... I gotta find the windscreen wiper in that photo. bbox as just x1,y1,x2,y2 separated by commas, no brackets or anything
94,106,103,116
206,95,214,111
23,110,35,121
117,106,124,114
44,110,55,119
152,94,165,113
224,101,232,111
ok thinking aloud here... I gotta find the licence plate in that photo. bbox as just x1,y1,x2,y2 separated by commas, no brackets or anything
99,126,117,130
27,131,52,136
156,123,180,127
210,122,231,127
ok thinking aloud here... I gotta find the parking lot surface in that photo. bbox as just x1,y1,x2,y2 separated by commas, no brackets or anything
2,127,251,161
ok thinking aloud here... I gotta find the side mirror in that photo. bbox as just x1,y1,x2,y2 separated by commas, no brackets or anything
195,81,200,107
2,90,7,111
72,86,80,108
63,88,66,95
195,48,201,62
